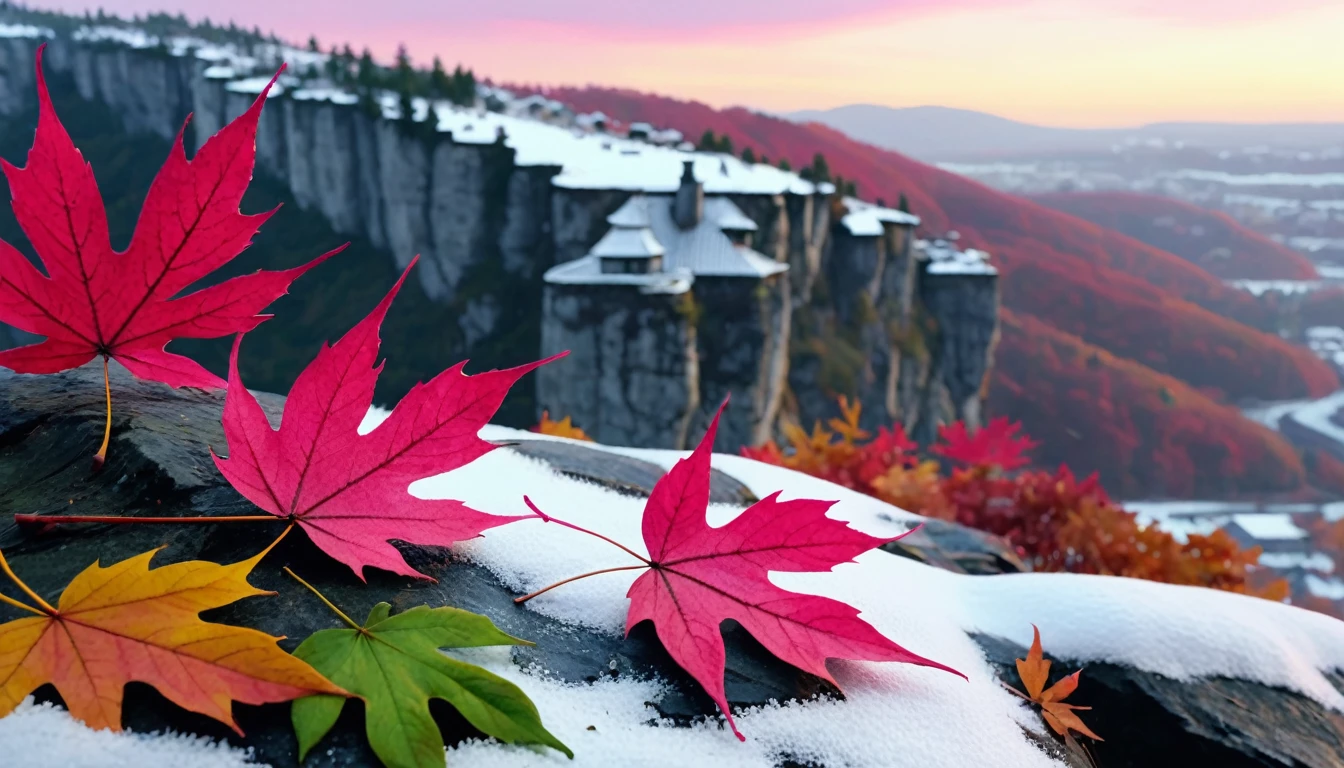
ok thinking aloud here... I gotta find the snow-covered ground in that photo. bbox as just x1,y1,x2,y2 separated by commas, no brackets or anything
10,415,1344,766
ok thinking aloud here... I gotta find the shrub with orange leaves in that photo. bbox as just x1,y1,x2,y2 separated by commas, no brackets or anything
533,411,594,441
745,397,1286,599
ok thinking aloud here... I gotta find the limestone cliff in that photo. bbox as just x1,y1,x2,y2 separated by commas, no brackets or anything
0,29,1001,452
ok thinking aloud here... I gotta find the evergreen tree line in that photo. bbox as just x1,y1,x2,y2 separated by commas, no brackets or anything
314,38,477,109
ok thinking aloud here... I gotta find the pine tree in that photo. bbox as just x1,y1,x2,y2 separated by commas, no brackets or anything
307,35,319,52
698,129,717,151
430,56,450,99
810,152,831,183
897,192,910,213
778,158,791,171
399,89,415,125
717,134,734,155
357,47,378,88
740,147,756,164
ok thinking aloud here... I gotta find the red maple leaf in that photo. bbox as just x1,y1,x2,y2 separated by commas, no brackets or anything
213,257,564,580
0,48,332,465
934,417,1038,471
522,400,963,740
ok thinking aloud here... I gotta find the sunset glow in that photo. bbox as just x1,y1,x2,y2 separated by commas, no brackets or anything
36,0,1344,126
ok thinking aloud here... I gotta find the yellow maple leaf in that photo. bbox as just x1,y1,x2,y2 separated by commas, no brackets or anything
0,531,345,733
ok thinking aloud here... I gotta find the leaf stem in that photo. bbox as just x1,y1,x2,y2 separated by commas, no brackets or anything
92,356,111,472
0,547,56,614
522,496,650,564
14,513,280,527
283,567,361,630
513,564,647,605
0,589,45,617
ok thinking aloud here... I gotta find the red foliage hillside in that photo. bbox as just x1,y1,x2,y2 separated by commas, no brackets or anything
990,310,1307,498
1032,191,1318,280
1002,258,1338,401
548,86,1337,403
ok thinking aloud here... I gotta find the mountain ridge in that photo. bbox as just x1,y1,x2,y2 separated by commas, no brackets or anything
784,103,1344,160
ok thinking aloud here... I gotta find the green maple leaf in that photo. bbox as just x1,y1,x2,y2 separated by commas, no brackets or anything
288,578,571,768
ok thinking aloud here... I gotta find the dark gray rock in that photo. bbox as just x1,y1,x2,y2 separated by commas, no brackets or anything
973,633,1344,768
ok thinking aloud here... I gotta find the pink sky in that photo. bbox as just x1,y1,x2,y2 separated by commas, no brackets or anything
34,0,1344,126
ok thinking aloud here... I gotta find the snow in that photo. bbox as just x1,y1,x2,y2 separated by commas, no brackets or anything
1,698,255,767
224,76,284,97
1306,575,1344,601
1226,279,1324,297
1283,390,1344,448
1228,513,1308,541
0,23,52,39
21,413,1344,766
1168,169,1344,188
1259,552,1335,573
917,239,997,276
840,197,921,235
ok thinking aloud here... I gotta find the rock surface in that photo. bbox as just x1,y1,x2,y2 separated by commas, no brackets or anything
974,633,1344,768
4,366,1342,768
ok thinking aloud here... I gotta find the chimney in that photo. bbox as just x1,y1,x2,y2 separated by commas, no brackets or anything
673,159,703,230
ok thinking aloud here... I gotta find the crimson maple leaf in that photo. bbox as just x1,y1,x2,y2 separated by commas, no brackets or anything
934,417,1037,471
0,47,334,466
521,400,963,740
213,257,563,580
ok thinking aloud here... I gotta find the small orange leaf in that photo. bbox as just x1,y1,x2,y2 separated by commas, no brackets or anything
1015,624,1051,700
1011,625,1101,741
0,538,344,733
1042,701,1103,741
534,411,593,442
1041,669,1080,703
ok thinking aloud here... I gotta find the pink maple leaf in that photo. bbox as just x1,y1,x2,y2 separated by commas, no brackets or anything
522,399,963,740
213,257,564,579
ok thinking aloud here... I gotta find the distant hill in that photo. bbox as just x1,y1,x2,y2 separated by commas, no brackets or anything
1032,191,1320,281
547,85,1338,497
784,104,1344,160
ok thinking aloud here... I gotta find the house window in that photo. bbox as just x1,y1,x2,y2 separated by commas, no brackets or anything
600,256,662,274
724,229,752,247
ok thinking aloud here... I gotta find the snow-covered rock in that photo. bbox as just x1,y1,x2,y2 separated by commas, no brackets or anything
2,365,1344,767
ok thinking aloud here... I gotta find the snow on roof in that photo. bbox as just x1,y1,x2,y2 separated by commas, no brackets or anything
840,197,920,235
1126,500,1258,521
606,196,653,228
1229,513,1309,541
1285,390,1344,455
590,226,666,259
705,197,758,231
0,23,52,39
917,238,998,276
542,259,694,294
1259,551,1335,573
1306,574,1344,600
551,195,784,288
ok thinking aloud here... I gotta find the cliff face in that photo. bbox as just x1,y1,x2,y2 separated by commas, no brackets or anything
3,36,554,379
0,32,1001,451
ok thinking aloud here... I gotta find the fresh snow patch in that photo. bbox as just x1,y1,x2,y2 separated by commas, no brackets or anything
1228,513,1308,541
0,698,256,767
